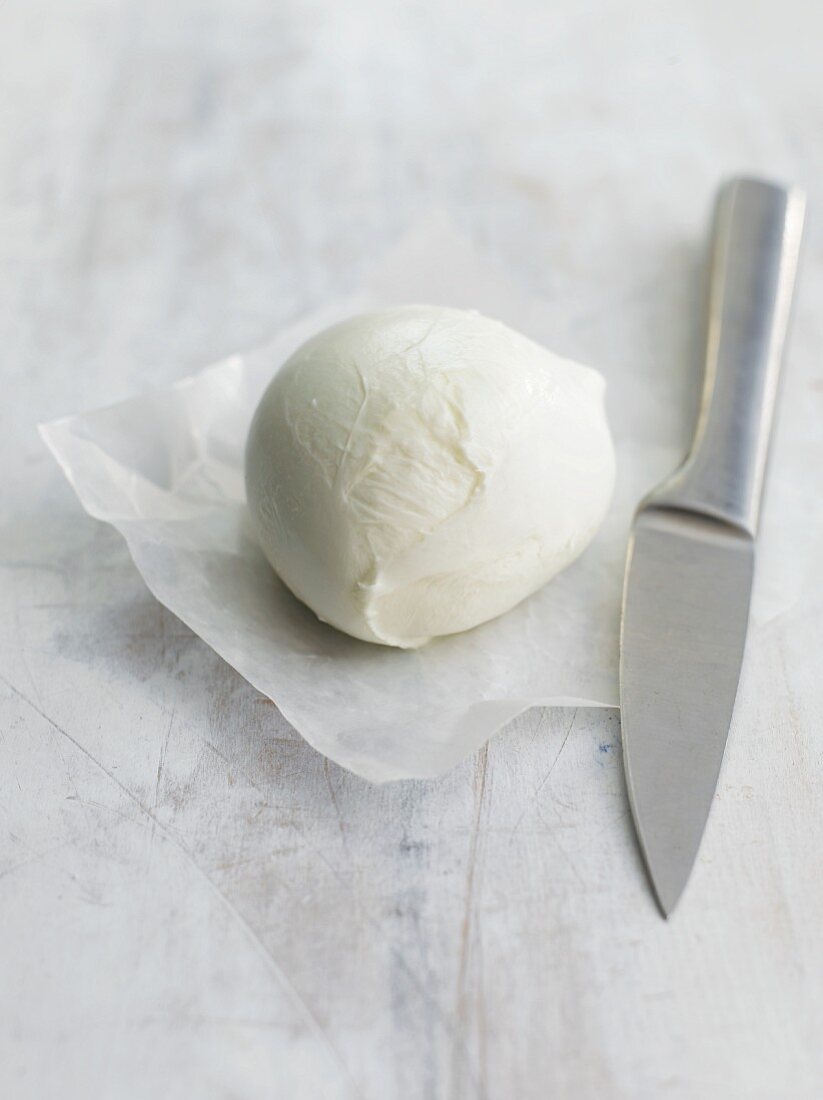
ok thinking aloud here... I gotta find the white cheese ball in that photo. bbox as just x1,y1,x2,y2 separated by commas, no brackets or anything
245,305,615,648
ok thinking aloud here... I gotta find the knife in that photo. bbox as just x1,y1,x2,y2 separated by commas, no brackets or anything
619,177,806,917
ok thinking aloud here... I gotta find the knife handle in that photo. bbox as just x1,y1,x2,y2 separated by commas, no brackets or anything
651,177,806,537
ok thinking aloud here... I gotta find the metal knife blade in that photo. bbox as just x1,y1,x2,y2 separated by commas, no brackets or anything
621,510,753,916
619,177,806,916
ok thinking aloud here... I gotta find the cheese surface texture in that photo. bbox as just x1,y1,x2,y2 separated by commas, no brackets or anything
245,305,616,648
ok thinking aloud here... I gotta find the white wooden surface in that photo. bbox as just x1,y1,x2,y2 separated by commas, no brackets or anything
2,2,823,1097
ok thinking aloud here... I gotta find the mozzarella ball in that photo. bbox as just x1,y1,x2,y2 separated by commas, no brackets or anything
245,305,615,648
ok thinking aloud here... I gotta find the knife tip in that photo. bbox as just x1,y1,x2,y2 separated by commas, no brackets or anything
630,812,691,918
626,798,693,919
650,873,686,920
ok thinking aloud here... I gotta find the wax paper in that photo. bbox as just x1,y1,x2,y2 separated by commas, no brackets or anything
40,216,817,781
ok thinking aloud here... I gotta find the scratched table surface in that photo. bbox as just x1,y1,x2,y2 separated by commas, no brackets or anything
2,2,823,1098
